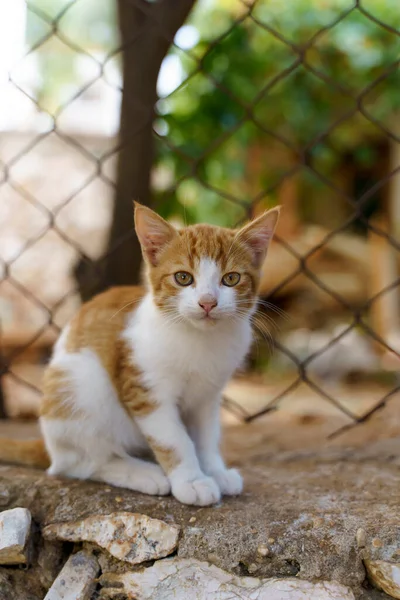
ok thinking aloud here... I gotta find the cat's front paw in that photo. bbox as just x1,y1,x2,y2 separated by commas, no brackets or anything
172,475,221,506
210,468,243,496
143,467,171,496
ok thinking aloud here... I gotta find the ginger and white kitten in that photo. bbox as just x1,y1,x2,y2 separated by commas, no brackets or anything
1,204,279,506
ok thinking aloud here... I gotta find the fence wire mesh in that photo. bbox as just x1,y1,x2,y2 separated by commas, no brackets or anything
1,0,400,436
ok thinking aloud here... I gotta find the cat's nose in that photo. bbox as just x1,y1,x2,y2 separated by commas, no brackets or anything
198,295,218,315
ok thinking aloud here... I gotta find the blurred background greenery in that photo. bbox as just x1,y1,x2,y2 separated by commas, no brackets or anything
26,0,400,226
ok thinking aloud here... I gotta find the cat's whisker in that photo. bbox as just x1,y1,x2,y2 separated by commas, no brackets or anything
232,313,271,357
109,299,142,321
238,297,288,316
237,300,285,332
234,301,280,333
158,309,187,331
253,310,279,333
251,318,275,354
256,299,291,322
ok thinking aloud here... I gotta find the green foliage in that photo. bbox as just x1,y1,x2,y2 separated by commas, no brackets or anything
25,0,400,226
155,0,400,224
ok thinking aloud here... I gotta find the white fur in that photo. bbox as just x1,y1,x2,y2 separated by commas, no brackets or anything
40,259,253,506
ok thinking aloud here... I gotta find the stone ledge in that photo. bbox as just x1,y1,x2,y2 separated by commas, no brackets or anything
0,457,399,598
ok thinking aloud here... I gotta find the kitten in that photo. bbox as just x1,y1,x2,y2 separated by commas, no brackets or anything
0,203,279,506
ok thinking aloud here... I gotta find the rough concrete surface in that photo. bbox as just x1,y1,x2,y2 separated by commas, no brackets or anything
1,406,400,598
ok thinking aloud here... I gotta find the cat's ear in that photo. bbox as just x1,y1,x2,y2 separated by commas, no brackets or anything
134,202,177,266
237,207,280,267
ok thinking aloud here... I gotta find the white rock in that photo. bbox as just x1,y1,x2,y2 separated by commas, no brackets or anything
364,560,400,599
45,550,99,600
43,511,179,565
100,557,355,600
0,507,32,564
356,528,366,549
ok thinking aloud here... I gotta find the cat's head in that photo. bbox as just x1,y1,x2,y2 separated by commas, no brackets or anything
134,203,280,329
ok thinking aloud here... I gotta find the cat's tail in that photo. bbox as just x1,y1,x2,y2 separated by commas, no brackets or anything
0,438,50,469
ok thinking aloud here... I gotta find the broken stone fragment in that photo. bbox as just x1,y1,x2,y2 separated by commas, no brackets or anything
356,528,366,549
364,559,400,599
43,511,179,565
44,550,99,600
0,507,32,565
100,557,355,600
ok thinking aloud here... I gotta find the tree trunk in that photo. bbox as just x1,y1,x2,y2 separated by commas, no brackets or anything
75,0,196,301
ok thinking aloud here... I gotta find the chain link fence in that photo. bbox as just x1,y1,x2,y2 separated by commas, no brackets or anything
1,0,400,437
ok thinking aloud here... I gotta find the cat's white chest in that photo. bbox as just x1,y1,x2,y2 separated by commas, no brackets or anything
124,296,252,403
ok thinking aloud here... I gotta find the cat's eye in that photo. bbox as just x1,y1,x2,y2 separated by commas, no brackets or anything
222,272,241,287
174,271,194,286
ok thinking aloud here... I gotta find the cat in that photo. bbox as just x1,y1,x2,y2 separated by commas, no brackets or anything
0,203,279,506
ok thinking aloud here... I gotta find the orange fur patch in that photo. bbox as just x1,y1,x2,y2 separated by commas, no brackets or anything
116,339,159,417
146,435,181,473
43,286,158,419
0,438,49,469
40,367,83,420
